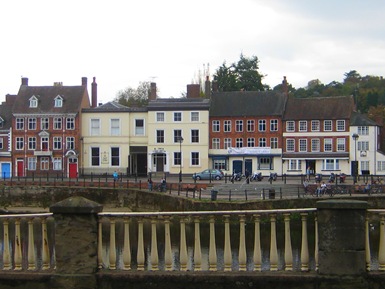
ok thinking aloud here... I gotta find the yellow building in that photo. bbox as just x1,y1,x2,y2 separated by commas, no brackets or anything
147,98,210,178
81,102,148,176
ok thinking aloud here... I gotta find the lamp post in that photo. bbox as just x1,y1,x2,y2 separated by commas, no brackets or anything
178,136,184,183
352,133,359,184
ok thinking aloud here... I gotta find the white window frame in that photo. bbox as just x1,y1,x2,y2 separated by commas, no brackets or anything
299,139,307,152
324,120,332,131
29,96,38,108
337,138,345,151
247,120,255,132
53,157,62,170
90,119,100,136
28,157,37,170
336,120,345,131
54,96,63,107
235,120,243,132
212,138,220,149
190,111,199,122
324,138,333,152
286,121,295,132
173,112,182,122
311,139,320,152
311,120,320,132
224,138,231,149
212,120,220,132
111,118,121,136
156,112,165,122
271,137,278,149
299,121,307,132
224,120,231,132
286,139,295,152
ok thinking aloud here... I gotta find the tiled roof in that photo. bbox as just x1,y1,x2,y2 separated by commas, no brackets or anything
350,111,379,126
147,98,210,111
209,91,287,117
13,85,89,114
0,96,16,130
283,96,354,120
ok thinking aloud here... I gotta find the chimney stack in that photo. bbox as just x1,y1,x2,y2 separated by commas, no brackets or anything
187,84,200,98
149,82,157,101
82,77,87,86
282,76,288,96
21,77,28,86
204,76,211,98
91,77,97,108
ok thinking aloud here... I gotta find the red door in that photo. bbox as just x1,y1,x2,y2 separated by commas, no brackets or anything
17,161,24,177
69,163,77,178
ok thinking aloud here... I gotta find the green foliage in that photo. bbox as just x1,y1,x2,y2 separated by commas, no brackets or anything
213,54,267,92
114,81,151,107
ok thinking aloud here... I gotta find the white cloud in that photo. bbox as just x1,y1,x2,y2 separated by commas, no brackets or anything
0,0,384,103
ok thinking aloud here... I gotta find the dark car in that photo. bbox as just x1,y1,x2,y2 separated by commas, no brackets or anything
192,169,224,180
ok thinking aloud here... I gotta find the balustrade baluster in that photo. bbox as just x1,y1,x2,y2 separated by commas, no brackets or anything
179,217,188,271
269,214,278,271
223,215,232,271
3,218,11,270
315,214,319,271
137,218,145,271
300,213,310,271
209,215,217,271
193,216,202,271
41,217,50,270
253,214,262,271
365,214,371,271
283,213,293,271
378,213,385,270
98,219,103,269
14,218,22,270
150,217,159,271
109,219,117,269
28,218,36,270
164,216,173,271
123,218,131,270
238,214,247,271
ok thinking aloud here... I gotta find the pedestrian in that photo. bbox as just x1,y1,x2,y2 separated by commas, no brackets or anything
113,170,118,182
148,178,153,191
245,169,250,184
306,167,311,182
161,178,166,192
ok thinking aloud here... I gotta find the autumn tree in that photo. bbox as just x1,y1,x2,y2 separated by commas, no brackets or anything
114,82,152,107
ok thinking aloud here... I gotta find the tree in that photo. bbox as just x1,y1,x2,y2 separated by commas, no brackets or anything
213,54,267,92
114,82,151,107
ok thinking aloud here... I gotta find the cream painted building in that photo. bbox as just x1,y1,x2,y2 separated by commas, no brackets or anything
81,102,148,176
147,98,210,178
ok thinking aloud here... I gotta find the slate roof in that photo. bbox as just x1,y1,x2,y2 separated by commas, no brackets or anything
82,101,148,113
283,96,354,120
0,95,16,130
13,85,89,114
147,98,210,111
209,91,287,117
350,111,380,126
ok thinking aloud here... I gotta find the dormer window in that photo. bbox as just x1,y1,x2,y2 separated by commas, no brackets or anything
29,96,38,108
54,95,63,107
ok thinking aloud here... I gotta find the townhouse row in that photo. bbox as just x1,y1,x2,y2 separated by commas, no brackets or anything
0,77,384,179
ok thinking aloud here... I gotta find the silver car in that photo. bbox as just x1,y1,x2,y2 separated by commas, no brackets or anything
192,169,224,180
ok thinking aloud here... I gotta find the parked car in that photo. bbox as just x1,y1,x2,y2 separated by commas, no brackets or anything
192,169,224,180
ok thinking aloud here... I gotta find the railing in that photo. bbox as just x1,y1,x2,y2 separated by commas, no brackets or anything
0,213,54,271
98,209,318,272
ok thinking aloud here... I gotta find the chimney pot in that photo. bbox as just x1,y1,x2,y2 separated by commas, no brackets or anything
82,77,87,86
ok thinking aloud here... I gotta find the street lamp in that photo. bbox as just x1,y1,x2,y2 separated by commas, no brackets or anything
352,133,359,184
177,136,184,183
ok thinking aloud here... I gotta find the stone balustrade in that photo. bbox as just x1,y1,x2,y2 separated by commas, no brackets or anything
1,198,385,289
98,209,317,272
0,213,54,271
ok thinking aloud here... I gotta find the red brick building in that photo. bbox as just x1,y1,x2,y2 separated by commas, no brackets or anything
209,91,287,175
282,96,355,176
11,77,95,177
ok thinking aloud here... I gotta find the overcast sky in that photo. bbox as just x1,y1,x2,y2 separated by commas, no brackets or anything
1,0,384,104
